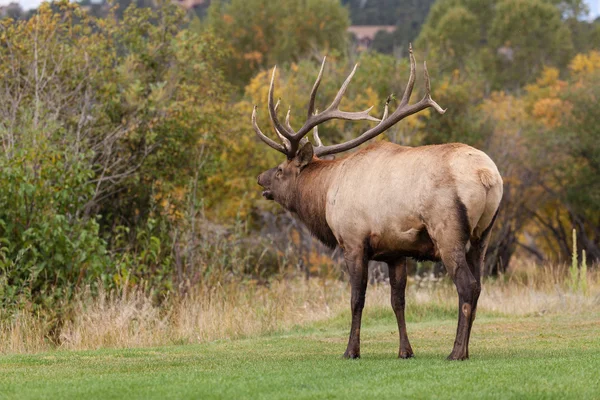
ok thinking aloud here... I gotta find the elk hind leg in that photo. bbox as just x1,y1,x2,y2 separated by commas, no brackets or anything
444,248,479,361
464,211,498,356
432,204,478,360
389,257,414,358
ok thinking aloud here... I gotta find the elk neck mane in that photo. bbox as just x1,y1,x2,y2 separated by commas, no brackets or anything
290,158,339,249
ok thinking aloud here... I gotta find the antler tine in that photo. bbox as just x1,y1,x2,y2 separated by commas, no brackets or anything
329,63,359,111
287,106,310,147
285,106,293,131
293,61,380,139
423,61,446,114
268,66,296,141
312,109,323,147
315,63,380,123
382,95,392,121
307,57,326,119
252,105,287,155
267,59,381,154
313,126,323,147
313,46,446,158
272,100,291,151
399,43,416,107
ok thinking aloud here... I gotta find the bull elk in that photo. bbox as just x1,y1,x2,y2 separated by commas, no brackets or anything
252,46,503,360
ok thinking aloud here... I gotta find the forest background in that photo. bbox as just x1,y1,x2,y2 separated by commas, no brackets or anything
0,0,599,347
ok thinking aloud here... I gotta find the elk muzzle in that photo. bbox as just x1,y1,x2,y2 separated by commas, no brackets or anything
257,170,275,200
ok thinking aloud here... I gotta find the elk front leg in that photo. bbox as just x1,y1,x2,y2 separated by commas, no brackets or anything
343,248,368,359
389,258,414,359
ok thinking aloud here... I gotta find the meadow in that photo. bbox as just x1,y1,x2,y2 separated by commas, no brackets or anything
1,263,598,399
1,1,599,398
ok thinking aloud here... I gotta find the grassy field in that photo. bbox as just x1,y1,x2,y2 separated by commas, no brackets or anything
1,304,599,399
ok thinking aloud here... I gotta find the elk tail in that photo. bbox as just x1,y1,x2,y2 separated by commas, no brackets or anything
478,168,496,190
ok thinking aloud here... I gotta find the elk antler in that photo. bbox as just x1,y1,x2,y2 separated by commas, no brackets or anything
251,45,445,158
252,104,287,155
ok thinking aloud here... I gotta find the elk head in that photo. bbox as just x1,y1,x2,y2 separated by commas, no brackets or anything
253,45,446,206
257,142,313,205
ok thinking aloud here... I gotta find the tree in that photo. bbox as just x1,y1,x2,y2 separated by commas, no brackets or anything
0,0,234,309
204,0,349,87
417,0,574,89
417,1,482,71
417,0,495,73
525,57,600,262
487,0,573,89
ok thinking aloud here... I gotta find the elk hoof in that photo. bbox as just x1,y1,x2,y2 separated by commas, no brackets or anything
446,352,469,361
399,350,414,359
343,351,360,359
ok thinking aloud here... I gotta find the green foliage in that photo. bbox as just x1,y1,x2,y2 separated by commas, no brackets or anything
418,69,492,146
343,0,419,25
0,127,108,312
553,72,600,219
487,0,573,88
417,2,482,71
417,0,495,72
418,0,574,88
204,0,349,87
0,0,237,312
95,2,233,232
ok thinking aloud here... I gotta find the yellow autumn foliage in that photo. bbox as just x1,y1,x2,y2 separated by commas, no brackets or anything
532,97,572,128
524,67,567,107
569,51,600,76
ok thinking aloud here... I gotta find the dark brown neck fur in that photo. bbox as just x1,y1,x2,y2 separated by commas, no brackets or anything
289,158,339,248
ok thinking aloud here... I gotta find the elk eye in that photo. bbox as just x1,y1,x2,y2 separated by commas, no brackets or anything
276,169,282,178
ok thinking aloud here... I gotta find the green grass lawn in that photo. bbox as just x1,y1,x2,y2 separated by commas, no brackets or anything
1,308,599,399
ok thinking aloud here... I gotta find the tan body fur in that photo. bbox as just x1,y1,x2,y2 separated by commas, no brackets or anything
318,142,502,262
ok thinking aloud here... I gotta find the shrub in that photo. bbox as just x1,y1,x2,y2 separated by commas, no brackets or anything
0,125,108,312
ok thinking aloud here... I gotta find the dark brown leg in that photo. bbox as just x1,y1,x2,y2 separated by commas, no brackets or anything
343,247,368,359
389,258,414,359
464,217,496,357
443,249,479,361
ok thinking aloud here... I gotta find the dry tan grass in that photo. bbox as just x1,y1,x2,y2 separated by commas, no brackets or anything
1,262,598,355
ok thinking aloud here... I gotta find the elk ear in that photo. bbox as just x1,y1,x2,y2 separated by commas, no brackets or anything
295,142,314,169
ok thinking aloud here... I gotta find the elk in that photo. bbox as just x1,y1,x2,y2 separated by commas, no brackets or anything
252,46,503,360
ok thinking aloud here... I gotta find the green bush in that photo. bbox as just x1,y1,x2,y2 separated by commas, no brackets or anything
0,129,108,312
